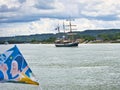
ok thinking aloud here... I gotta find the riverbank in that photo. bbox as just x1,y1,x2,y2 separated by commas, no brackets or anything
1,40,120,45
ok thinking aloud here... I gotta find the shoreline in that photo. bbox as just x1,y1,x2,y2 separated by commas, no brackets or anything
1,41,120,45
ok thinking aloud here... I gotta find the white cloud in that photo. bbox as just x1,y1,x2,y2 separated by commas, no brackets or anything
0,18,59,37
0,23,31,37
0,0,120,37
29,18,57,34
0,0,21,8
81,0,120,17
1,18,120,37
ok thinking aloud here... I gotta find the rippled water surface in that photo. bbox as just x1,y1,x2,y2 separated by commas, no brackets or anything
0,44,120,90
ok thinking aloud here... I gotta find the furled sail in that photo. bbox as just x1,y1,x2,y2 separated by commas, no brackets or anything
0,45,39,85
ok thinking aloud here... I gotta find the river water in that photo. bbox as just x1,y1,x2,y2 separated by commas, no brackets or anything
0,44,120,90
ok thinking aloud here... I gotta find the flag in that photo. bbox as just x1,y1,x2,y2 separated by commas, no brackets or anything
0,45,39,85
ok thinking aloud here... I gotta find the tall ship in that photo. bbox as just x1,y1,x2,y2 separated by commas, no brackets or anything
55,19,79,47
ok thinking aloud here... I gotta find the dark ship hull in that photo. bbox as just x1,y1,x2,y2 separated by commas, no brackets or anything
55,42,79,47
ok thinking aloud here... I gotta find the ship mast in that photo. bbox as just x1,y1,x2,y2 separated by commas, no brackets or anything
63,21,65,33
66,18,77,41
55,24,60,33
66,18,76,32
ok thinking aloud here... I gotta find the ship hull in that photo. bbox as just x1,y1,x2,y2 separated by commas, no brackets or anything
55,42,79,47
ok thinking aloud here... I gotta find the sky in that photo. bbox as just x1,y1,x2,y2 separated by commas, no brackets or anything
0,0,120,37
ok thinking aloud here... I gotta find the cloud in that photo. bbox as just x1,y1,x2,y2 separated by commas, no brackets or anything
82,14,118,21
0,0,120,37
80,0,120,20
18,0,26,3
34,0,55,10
1,0,120,24
1,18,120,37
0,4,20,12
0,18,58,37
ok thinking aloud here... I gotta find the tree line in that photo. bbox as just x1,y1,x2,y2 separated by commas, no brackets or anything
1,29,120,44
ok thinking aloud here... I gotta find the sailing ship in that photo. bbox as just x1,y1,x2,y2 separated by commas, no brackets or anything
55,19,79,47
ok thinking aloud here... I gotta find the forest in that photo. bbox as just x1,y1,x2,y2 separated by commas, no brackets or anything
0,29,120,44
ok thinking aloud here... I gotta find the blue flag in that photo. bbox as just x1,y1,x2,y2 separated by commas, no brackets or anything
0,45,39,85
